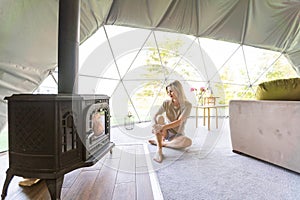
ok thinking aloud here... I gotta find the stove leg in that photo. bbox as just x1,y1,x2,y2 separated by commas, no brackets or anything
1,169,14,200
45,176,64,200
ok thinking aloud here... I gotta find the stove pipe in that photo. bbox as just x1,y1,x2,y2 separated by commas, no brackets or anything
58,0,80,94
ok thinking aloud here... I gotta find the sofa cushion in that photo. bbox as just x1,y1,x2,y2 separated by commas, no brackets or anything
256,78,300,100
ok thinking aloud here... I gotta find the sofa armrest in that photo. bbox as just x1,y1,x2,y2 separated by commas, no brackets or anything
229,100,300,173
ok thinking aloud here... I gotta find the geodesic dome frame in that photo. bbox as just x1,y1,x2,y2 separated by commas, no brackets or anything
0,0,299,130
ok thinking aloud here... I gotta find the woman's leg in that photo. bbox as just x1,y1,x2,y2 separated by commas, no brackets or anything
152,115,166,163
153,132,164,163
164,135,192,149
148,115,166,146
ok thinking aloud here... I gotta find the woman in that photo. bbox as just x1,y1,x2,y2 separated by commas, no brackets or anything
149,80,192,163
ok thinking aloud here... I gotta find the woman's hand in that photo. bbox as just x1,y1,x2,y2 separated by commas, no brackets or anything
152,124,166,135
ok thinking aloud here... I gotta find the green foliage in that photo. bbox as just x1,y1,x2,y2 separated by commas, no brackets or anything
217,52,298,102
236,86,256,100
134,38,185,100
265,58,298,80
144,39,183,78
131,36,299,109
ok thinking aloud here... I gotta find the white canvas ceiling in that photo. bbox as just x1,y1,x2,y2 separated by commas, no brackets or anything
0,0,299,130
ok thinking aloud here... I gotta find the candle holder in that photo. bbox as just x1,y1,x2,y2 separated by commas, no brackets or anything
124,112,134,130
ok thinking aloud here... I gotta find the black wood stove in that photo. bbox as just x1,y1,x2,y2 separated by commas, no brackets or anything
1,1,116,199
1,94,114,199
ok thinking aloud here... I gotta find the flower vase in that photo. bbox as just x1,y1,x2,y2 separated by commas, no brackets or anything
198,97,204,106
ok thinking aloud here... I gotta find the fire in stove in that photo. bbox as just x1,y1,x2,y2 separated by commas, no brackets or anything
84,102,110,160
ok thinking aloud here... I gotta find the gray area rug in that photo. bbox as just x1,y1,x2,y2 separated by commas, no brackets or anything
148,120,300,200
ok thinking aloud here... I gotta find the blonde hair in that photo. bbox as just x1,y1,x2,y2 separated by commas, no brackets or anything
166,80,188,108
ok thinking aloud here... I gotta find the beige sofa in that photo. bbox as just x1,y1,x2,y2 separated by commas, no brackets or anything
229,100,300,173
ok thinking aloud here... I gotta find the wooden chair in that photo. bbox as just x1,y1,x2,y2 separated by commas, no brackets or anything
203,96,217,105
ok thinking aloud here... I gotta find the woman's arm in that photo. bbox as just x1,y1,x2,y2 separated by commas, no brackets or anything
161,115,187,132
153,101,167,123
162,101,192,132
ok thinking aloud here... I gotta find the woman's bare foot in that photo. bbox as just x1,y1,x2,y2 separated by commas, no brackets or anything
148,140,166,147
148,139,157,146
153,150,163,163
